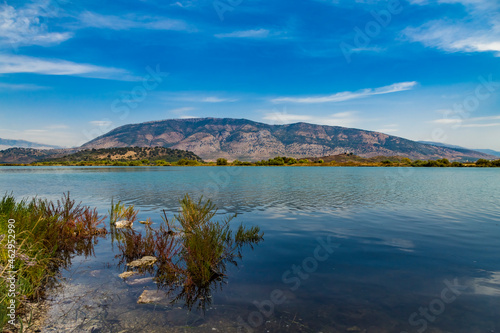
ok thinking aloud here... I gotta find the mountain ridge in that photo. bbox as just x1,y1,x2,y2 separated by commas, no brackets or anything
0,138,62,150
81,118,496,161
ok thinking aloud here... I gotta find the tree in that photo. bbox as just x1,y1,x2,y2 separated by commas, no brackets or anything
216,158,228,166
476,159,491,167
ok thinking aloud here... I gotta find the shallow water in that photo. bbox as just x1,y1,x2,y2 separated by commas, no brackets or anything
1,166,499,332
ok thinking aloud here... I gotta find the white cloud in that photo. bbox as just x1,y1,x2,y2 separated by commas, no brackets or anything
263,113,312,123
0,82,47,90
89,120,113,127
201,96,237,103
430,115,500,126
461,122,500,128
0,54,136,81
271,81,418,104
0,2,72,47
215,29,270,39
169,107,195,114
405,1,500,56
263,111,359,127
79,11,192,32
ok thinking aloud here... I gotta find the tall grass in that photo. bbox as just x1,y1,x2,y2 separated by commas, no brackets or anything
0,193,107,331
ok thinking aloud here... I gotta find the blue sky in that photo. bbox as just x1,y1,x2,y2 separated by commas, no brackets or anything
0,0,499,149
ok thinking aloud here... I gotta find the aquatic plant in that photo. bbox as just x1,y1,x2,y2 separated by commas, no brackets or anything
115,194,263,311
0,193,107,331
109,199,139,225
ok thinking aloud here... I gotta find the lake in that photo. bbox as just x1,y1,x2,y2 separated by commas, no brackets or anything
1,166,499,332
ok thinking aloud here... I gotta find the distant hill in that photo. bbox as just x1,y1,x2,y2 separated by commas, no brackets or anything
81,118,496,161
474,149,500,157
418,141,500,158
41,147,202,163
0,138,62,150
417,141,466,150
0,148,77,164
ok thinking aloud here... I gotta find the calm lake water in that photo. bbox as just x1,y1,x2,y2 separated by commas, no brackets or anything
1,166,499,332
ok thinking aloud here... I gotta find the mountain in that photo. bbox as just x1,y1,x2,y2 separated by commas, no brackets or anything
0,138,62,150
81,118,496,161
417,141,466,150
474,149,500,157
418,141,500,158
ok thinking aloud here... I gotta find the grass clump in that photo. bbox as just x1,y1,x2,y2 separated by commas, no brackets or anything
0,193,107,331
115,194,263,311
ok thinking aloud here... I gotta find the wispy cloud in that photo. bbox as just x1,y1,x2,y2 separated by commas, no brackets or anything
79,11,193,32
271,82,418,104
170,107,195,114
405,1,500,56
0,54,136,81
431,115,500,127
0,82,47,90
201,96,237,103
263,111,359,127
0,3,72,47
89,120,113,127
215,29,271,39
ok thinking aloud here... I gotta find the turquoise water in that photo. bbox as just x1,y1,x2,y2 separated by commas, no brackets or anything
1,166,499,332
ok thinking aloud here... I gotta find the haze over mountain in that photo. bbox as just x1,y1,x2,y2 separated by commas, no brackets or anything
419,141,500,158
81,118,495,161
0,138,62,150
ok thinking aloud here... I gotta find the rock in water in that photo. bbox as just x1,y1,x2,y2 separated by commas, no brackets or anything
127,256,157,268
119,271,137,279
137,290,167,304
115,220,133,228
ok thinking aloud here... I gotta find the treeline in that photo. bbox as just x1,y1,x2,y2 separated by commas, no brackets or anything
3,155,500,168
40,147,203,163
27,158,202,167
381,158,500,167
217,157,322,166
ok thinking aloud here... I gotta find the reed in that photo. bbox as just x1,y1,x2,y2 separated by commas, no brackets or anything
0,193,107,331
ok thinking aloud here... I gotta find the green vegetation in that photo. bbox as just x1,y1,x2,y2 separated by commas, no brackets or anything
216,158,228,165
114,195,263,310
0,194,106,331
2,150,500,168
38,147,203,165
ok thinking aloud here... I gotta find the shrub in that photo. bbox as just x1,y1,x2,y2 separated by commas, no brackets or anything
451,161,464,167
216,158,228,166
298,159,309,163
177,159,200,166
476,159,491,167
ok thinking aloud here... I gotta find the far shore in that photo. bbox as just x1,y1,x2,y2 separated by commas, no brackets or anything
1,157,499,168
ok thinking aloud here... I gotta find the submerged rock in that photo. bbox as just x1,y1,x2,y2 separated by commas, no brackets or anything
127,256,157,268
119,271,137,279
126,277,154,286
137,290,167,304
115,220,133,228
